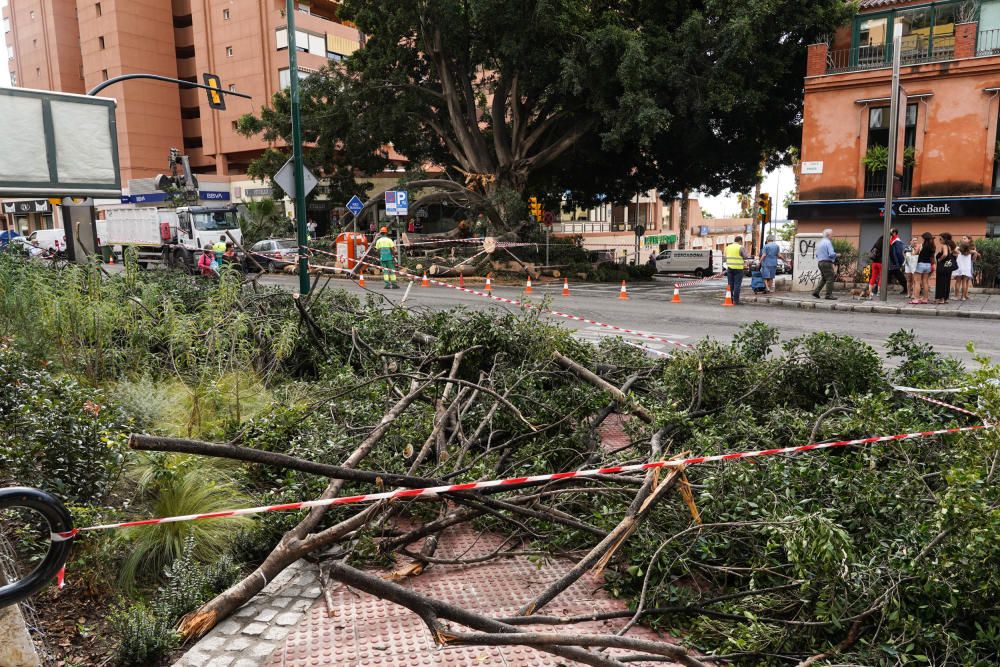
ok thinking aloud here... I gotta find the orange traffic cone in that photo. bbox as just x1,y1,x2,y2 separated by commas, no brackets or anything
485,274,493,294
525,276,533,295
421,272,430,287
562,277,570,297
671,285,682,303
459,272,465,288
722,287,735,307
618,280,629,300
108,253,115,265
358,269,366,288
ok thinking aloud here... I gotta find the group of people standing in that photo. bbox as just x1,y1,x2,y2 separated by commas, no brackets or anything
863,229,979,304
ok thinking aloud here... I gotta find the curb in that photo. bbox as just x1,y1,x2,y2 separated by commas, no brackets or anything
744,296,1000,320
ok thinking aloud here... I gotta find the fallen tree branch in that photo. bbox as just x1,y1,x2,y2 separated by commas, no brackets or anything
553,353,653,423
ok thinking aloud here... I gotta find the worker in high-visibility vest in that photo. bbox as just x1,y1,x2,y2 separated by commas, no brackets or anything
374,226,399,289
725,235,749,305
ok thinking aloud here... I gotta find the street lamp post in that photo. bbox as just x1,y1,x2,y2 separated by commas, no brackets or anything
881,32,903,304
286,0,311,296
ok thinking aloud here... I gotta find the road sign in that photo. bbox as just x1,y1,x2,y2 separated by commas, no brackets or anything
396,190,409,216
274,158,317,199
346,195,364,217
385,190,398,216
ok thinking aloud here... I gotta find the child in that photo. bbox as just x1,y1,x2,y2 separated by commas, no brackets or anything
904,236,919,298
955,241,974,301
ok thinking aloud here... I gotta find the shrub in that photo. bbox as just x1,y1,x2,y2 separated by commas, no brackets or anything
118,453,253,589
0,343,131,502
976,237,1000,287
108,601,179,666
832,238,859,281
780,331,884,408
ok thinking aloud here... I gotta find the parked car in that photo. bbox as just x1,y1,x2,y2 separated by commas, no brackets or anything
247,238,298,272
28,229,66,253
776,258,792,275
0,230,22,248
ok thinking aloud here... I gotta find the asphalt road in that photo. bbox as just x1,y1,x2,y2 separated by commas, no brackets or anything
259,273,998,364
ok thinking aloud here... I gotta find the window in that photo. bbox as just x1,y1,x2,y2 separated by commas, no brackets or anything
2,18,9,32
9,71,15,85
35,66,39,77
98,36,105,49
275,28,324,55
853,2,962,65
29,10,35,19
987,218,1000,238
96,2,101,16
231,120,239,131
865,104,918,197
6,46,12,60
183,136,203,149
101,69,108,81
225,46,233,57
223,8,230,20
228,83,236,92
278,67,309,89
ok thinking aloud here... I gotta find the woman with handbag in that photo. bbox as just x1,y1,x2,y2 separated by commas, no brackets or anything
934,234,957,304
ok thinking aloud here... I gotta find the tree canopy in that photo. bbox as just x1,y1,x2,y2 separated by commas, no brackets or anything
239,0,851,212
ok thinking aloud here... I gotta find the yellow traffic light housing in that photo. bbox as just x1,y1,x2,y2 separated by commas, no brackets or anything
202,72,227,111
528,196,542,221
757,193,772,224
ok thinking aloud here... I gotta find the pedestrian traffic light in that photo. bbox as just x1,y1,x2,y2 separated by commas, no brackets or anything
757,193,772,224
528,196,542,221
202,72,226,111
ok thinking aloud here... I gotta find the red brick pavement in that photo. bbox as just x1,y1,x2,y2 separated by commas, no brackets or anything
269,415,680,666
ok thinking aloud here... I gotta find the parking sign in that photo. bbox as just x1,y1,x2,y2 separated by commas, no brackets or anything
396,191,408,216
385,190,398,216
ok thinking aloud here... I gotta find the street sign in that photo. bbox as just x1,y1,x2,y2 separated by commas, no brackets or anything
274,158,317,199
385,190,398,216
346,195,364,217
396,190,409,216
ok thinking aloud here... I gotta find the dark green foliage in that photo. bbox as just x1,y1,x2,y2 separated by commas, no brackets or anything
779,331,884,408
0,343,131,502
107,601,179,666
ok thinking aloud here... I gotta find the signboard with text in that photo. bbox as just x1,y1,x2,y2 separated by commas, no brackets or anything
792,233,823,293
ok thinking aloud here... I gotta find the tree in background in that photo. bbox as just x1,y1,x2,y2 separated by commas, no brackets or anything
238,0,851,227
238,199,293,247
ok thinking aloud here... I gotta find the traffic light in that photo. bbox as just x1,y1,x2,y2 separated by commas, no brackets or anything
202,72,226,111
528,196,542,221
756,193,772,224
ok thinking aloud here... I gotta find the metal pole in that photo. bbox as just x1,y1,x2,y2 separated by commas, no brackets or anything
545,226,550,266
881,32,902,304
286,0,310,295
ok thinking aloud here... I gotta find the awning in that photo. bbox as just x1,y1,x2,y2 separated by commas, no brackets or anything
788,195,1000,221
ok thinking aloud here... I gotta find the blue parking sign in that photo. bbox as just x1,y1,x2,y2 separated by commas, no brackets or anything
396,191,408,216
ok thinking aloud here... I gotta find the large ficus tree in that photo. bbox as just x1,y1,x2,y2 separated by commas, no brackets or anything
240,0,850,215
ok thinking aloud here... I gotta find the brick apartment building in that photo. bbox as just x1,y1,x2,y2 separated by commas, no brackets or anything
789,0,1000,252
2,0,363,232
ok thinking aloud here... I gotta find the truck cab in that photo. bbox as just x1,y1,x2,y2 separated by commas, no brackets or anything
176,206,242,250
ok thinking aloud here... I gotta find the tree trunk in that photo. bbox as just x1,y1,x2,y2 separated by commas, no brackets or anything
678,190,690,250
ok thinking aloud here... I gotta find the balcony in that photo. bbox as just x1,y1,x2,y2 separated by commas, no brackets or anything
825,42,956,75
863,169,913,199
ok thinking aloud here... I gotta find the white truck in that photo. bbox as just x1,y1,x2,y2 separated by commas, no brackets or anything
101,205,242,271
654,249,716,277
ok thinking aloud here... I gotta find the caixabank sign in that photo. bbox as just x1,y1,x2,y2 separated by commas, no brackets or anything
789,196,1000,220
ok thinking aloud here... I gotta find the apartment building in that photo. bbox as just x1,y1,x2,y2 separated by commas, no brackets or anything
790,0,1000,252
3,0,361,185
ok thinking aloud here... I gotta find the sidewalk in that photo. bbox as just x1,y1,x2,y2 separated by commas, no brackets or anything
743,288,1000,320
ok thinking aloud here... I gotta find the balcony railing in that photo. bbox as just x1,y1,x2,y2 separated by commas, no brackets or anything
551,221,630,234
863,168,913,199
827,41,957,75
978,28,1000,56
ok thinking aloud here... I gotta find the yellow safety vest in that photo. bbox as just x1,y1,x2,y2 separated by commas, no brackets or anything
725,242,745,270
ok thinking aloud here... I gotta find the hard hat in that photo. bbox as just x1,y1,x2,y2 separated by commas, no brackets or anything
380,226,388,233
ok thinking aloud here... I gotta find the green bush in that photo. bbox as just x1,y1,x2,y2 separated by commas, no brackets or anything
108,601,179,666
780,331,884,408
0,343,131,502
976,237,1000,287
832,238,860,282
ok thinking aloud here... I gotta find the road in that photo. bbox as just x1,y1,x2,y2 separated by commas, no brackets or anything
259,273,998,364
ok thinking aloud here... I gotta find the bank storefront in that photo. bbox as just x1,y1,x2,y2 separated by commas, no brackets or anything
789,196,1000,252
2,199,58,235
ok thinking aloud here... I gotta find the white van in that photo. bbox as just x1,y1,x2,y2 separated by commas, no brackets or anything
654,249,714,277
28,229,66,252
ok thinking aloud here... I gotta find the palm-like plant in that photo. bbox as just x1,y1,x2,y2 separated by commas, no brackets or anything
239,198,292,246
118,453,253,590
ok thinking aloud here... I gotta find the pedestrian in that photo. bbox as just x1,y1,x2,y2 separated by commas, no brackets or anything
904,235,919,298
911,232,935,304
934,233,957,305
374,226,399,289
757,234,783,294
812,228,838,300
888,228,908,295
223,241,237,265
955,240,974,301
198,244,216,277
867,235,883,298
725,235,749,304
306,219,317,240
647,250,657,267
473,212,488,238
213,235,227,261
407,218,416,233
330,211,340,230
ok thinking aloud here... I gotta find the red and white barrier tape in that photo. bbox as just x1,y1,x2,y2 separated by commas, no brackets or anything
906,392,987,422
51,422,991,543
306,247,695,349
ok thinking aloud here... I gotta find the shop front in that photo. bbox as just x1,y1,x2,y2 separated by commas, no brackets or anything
789,196,1000,248
1,199,59,236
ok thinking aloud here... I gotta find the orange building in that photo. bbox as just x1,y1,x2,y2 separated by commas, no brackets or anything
790,0,1000,250
3,0,360,182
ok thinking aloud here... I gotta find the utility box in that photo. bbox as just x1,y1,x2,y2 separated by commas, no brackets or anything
792,233,823,292
335,232,369,270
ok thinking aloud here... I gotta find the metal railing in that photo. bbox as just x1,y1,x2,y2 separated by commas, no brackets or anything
978,28,1000,56
863,168,913,199
550,221,630,234
826,40,957,75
